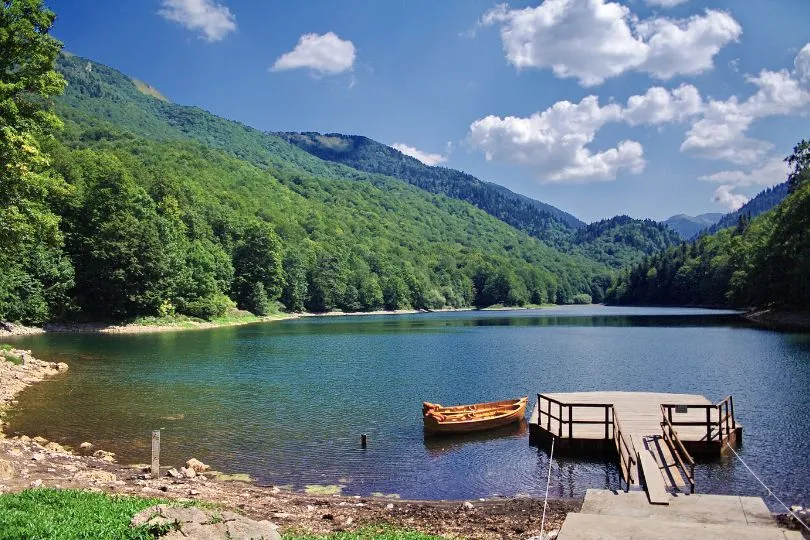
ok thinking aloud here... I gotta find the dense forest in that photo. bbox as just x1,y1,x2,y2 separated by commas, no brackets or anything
279,132,683,268
703,183,789,237
1,1,618,325
607,141,810,309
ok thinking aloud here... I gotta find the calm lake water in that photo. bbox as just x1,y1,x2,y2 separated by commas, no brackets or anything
5,306,810,507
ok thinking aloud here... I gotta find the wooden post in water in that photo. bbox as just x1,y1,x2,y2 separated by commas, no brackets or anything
361,434,367,448
151,430,160,478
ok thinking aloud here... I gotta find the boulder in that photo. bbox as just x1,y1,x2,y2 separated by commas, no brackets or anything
185,458,210,473
79,442,93,450
74,470,116,483
56,362,69,372
167,468,182,479
180,466,196,479
33,436,48,445
0,458,15,480
131,504,279,540
93,450,115,462
44,442,67,453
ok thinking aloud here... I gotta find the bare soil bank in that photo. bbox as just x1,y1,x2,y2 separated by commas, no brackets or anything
0,349,577,538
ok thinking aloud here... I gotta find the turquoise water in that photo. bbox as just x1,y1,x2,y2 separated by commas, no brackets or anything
5,306,809,506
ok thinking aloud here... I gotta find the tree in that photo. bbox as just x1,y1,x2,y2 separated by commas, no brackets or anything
786,139,810,193
232,221,284,312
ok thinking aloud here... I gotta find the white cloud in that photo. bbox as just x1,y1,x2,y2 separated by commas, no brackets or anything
681,45,810,164
271,32,356,75
391,143,447,166
636,9,742,80
623,84,702,125
467,96,646,183
711,185,748,211
159,0,236,42
698,157,789,187
481,0,740,86
645,0,688,7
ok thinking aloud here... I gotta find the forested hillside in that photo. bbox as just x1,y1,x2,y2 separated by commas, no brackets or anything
704,183,789,236
278,132,682,267
607,141,810,309
0,5,615,326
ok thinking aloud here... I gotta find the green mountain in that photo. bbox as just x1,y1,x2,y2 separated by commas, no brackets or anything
0,51,622,324
606,153,809,310
704,183,789,236
276,132,681,268
662,213,723,240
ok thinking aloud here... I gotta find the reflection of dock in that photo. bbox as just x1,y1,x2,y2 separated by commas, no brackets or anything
529,391,741,503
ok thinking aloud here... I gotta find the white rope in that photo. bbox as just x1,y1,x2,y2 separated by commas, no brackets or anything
540,437,555,536
725,442,810,532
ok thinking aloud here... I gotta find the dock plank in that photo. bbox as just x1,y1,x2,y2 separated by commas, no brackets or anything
638,448,670,504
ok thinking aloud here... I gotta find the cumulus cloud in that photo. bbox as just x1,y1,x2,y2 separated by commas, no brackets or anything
159,0,236,42
271,32,356,75
711,185,748,211
681,45,810,164
392,143,447,166
623,84,702,125
481,0,740,86
468,96,645,183
698,157,789,187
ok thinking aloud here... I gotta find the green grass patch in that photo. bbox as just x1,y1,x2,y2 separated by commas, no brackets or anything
0,344,13,351
283,525,450,540
0,488,167,539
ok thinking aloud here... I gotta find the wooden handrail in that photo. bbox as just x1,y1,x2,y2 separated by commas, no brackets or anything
660,404,696,493
613,412,636,490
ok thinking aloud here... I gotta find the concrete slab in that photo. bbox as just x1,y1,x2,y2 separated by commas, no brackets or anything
579,489,778,527
557,513,799,540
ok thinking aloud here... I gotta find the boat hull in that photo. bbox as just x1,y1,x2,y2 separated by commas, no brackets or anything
423,397,528,434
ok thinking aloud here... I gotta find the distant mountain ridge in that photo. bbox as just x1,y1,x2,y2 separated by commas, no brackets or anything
662,213,723,240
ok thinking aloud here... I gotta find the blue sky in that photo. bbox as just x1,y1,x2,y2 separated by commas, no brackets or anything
47,0,810,223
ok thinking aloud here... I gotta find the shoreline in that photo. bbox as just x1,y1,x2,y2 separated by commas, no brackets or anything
0,304,559,338
742,308,810,332
0,347,577,538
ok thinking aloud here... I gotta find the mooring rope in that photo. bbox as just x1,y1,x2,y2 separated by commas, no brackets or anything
540,437,555,536
725,442,810,532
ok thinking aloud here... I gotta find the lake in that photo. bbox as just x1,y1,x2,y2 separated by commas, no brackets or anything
5,306,809,507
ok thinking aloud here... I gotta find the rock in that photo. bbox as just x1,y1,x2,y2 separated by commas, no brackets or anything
18,435,30,443
56,362,69,372
167,468,182,479
73,470,116,483
225,518,280,540
180,466,196,478
44,442,66,453
79,442,93,450
33,436,48,445
131,505,279,540
345,517,354,525
189,489,199,496
7,449,22,458
386,503,394,510
462,501,475,511
185,458,210,473
0,459,15,480
30,479,43,488
31,453,45,462
321,513,334,520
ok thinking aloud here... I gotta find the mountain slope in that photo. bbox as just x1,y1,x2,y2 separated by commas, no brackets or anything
276,132,583,249
18,53,616,322
704,183,789,236
663,213,723,240
276,131,682,267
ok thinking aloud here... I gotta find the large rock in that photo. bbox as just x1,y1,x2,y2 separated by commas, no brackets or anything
44,441,67,453
0,458,15,480
131,504,279,540
185,458,210,473
74,470,116,483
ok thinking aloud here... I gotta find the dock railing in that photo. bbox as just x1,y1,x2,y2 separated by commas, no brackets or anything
537,394,635,490
661,395,736,444
660,405,696,493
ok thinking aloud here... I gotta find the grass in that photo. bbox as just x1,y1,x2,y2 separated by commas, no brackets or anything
283,526,450,540
0,489,170,539
1,344,22,365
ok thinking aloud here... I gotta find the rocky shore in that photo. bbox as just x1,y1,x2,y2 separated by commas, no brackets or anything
0,348,576,538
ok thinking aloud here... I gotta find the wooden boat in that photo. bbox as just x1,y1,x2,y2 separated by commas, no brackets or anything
422,397,528,434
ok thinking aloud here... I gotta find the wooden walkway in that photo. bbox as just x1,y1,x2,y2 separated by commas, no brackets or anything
529,391,742,501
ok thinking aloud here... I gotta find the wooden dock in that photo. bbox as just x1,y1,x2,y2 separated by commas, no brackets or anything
529,391,742,501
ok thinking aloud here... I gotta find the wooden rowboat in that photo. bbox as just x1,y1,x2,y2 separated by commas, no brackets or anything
422,397,528,434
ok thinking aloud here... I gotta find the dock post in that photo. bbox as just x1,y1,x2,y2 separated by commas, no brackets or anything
151,430,160,478
361,434,367,448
